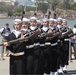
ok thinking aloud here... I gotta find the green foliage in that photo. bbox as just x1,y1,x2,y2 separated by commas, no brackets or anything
0,0,75,17
0,6,5,12
13,12,21,16
26,6,36,11
71,3,76,10
38,3,49,14
15,8,22,13
8,11,13,16
64,0,71,9
46,0,60,10
0,2,7,12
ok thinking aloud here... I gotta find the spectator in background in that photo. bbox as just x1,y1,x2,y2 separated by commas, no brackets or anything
71,25,76,59
0,23,11,57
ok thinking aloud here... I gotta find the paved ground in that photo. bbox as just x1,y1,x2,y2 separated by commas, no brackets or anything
0,57,9,75
0,57,76,75
65,59,76,75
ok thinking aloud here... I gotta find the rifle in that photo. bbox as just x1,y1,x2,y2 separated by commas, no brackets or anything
0,30,40,46
39,29,73,40
49,29,73,40
61,29,73,38
39,32,54,38
49,32,62,39
54,32,62,37
21,5,25,21
68,33,76,37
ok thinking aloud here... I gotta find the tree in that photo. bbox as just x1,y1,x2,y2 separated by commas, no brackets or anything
47,0,60,10
34,0,49,14
8,11,13,16
61,0,72,9
38,2,49,14
71,3,76,10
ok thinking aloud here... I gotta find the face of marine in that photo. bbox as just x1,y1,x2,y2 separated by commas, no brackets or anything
62,22,67,26
30,20,37,26
49,21,54,27
14,22,22,31
42,20,49,27
54,22,58,27
22,22,28,28
57,20,62,25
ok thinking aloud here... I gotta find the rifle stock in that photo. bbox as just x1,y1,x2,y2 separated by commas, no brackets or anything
61,29,73,37
40,32,54,38
54,32,62,36
50,32,62,39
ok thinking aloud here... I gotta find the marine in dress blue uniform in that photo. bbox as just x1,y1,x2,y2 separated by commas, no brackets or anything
3,19,26,75
48,18,59,75
40,18,50,74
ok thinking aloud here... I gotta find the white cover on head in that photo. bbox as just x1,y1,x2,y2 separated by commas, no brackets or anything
42,18,48,22
37,20,42,24
22,18,29,22
57,17,62,21
49,18,54,22
21,28,27,32
54,19,57,22
30,17,37,21
14,19,21,23
62,19,67,22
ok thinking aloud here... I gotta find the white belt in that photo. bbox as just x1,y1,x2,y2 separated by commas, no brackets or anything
45,42,51,45
40,44,45,46
51,42,58,46
34,43,40,46
58,40,60,42
64,39,69,41
62,32,66,35
10,51,24,56
26,45,34,48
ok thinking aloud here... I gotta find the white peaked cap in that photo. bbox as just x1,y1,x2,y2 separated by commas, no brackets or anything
62,19,67,22
57,17,62,21
30,17,37,21
21,28,26,32
42,18,48,22
54,19,57,22
49,18,54,22
14,19,21,23
22,18,29,22
37,20,42,24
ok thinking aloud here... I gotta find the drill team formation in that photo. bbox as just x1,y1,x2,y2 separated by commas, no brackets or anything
0,17,75,75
